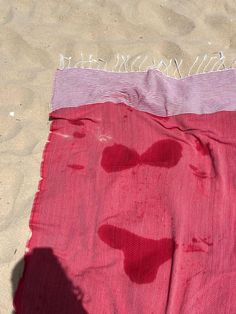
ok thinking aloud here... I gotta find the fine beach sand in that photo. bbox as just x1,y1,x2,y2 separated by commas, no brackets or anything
1,1,236,312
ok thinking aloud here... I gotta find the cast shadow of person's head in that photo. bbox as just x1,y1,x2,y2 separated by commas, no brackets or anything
11,247,88,314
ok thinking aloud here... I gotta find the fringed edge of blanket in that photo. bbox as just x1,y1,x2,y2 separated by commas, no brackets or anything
58,52,236,79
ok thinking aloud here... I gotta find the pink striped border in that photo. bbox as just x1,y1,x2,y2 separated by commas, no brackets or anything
51,67,236,116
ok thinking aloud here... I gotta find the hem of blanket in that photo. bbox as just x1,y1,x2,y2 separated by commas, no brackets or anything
50,66,236,116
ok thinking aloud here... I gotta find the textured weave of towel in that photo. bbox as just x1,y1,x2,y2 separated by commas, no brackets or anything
14,68,236,314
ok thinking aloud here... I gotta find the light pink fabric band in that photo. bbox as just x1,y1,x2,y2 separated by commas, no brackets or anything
51,68,236,116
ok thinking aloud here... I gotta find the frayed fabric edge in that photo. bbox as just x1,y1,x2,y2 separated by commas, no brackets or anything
58,52,236,79
13,128,54,312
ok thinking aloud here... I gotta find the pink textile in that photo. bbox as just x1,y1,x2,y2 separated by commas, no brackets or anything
14,69,236,314
52,68,236,115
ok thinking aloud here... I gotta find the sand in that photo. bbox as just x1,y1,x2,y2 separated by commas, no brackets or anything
0,1,235,312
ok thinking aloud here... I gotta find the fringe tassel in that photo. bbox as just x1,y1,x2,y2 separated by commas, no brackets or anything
59,52,236,78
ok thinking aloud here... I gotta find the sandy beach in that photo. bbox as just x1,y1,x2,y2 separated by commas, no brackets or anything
1,1,236,312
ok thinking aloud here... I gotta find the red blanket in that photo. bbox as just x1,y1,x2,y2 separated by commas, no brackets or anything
14,68,236,313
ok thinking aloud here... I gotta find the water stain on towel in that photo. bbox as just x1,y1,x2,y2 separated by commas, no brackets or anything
101,144,139,172
140,139,182,167
98,224,175,284
101,139,182,172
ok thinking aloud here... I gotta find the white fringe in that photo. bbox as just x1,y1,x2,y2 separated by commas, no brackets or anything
59,52,235,78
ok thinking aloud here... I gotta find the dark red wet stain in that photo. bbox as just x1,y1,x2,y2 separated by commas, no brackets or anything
101,139,182,172
73,132,86,138
98,224,175,284
195,140,210,156
101,144,139,172
140,140,182,168
123,115,128,118
189,165,208,179
68,164,84,170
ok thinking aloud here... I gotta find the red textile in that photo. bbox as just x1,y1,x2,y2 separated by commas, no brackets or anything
14,102,236,313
